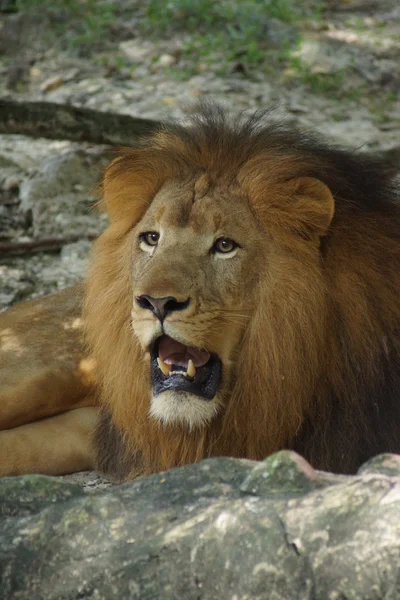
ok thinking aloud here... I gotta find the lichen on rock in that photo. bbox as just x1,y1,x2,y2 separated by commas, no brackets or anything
1,452,400,599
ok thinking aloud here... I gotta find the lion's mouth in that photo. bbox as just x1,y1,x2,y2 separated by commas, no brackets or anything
150,335,222,400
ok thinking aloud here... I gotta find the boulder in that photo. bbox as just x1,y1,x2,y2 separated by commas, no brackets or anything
1,451,400,599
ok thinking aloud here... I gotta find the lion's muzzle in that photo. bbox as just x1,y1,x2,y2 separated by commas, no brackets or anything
151,335,222,400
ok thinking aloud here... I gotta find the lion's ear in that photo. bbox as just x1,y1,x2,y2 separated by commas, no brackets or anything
101,155,156,225
288,176,335,240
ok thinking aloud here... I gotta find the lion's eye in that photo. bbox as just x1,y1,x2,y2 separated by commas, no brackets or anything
140,232,159,247
213,237,238,254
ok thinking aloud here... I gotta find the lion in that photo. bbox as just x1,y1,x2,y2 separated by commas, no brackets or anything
1,105,400,481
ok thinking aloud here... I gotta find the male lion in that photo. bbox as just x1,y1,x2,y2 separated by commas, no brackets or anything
1,106,400,481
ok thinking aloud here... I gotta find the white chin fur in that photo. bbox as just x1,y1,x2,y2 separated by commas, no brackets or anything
149,391,220,430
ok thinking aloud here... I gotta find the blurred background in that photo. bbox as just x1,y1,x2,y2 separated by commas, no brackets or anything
0,0,399,309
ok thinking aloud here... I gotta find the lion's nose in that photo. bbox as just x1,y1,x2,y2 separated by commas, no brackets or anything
136,295,190,323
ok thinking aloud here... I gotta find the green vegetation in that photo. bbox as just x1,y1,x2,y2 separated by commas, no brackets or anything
140,0,301,73
15,0,303,64
284,54,348,97
14,0,366,99
143,0,298,33
138,0,344,90
16,0,116,54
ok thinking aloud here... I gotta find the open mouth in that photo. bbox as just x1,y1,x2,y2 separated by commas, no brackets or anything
150,335,222,400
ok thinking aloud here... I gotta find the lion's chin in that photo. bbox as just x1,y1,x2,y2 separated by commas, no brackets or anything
149,391,221,430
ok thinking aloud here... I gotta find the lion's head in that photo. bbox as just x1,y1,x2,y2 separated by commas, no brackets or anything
84,105,400,480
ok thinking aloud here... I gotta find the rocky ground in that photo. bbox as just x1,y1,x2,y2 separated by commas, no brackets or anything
0,0,399,310
2,452,400,599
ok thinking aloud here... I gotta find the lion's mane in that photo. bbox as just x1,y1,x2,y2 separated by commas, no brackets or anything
84,106,400,480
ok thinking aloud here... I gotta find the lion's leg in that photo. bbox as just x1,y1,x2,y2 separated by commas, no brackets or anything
1,286,97,430
0,407,98,476
0,369,96,430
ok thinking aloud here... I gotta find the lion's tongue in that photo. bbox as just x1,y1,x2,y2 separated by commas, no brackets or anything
158,336,210,368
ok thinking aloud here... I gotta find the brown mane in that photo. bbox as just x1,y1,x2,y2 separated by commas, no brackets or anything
84,105,400,480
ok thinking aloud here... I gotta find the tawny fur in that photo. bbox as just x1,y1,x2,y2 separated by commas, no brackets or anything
0,286,95,429
0,287,98,475
1,106,399,480
83,106,400,479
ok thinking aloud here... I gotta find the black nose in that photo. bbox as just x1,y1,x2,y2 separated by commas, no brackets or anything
136,295,190,322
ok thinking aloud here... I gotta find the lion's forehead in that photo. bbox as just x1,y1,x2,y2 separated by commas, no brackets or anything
144,180,250,235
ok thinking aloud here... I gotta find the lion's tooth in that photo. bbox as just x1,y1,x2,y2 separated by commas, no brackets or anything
157,357,171,377
187,359,196,378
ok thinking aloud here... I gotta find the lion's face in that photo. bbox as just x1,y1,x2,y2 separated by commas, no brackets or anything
130,175,266,429
86,108,336,476
87,107,400,479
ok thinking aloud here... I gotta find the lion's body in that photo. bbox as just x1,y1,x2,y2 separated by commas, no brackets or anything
1,106,400,479
0,287,97,475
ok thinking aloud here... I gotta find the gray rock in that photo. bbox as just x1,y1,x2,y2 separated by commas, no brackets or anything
1,451,400,599
18,148,107,237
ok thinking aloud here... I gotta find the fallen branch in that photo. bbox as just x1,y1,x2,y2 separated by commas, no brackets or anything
0,98,398,167
0,98,160,146
0,234,98,256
